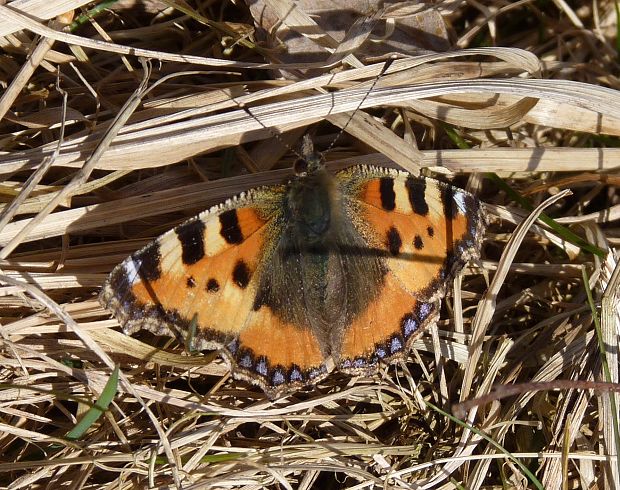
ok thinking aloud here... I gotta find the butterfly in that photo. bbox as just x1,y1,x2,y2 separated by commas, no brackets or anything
100,135,485,398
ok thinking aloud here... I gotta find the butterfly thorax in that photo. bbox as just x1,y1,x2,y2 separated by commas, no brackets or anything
287,166,334,244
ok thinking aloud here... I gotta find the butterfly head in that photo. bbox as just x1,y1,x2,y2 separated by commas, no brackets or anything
293,133,325,177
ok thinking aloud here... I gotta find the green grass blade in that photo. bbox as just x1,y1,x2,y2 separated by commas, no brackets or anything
66,366,119,441
69,0,118,32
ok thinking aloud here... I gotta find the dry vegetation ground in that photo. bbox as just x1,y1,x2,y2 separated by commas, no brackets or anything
1,0,620,488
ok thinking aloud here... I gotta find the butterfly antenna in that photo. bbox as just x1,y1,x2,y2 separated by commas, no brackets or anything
235,56,395,164
236,101,305,161
322,56,395,155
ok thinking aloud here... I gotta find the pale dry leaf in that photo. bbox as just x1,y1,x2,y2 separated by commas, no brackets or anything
246,0,450,65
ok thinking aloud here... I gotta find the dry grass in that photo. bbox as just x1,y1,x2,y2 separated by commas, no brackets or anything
1,1,620,488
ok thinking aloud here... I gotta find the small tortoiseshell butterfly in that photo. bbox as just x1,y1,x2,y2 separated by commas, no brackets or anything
100,135,485,398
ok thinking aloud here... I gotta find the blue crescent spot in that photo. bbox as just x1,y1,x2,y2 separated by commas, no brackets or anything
239,355,253,368
403,317,418,337
390,336,403,354
227,339,239,354
353,358,366,369
272,370,285,385
289,368,303,382
375,346,387,358
122,298,133,309
256,359,268,376
419,302,432,320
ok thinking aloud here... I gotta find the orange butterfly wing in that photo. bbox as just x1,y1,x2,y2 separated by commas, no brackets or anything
100,187,331,397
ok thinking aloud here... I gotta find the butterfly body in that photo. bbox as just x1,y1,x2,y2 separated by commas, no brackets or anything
101,148,485,398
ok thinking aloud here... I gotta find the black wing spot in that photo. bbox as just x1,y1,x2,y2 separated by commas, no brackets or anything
135,241,162,281
441,185,457,220
386,227,402,256
406,177,429,216
186,276,196,288
379,177,396,211
427,226,434,237
219,210,243,244
414,235,424,250
206,278,220,292
233,260,251,289
176,219,206,265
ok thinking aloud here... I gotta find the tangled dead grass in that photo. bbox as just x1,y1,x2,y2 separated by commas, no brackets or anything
1,1,620,488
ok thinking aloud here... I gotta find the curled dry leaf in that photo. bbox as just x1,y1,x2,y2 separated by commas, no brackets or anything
245,0,451,64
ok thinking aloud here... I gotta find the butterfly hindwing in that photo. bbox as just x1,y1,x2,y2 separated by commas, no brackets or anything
338,272,438,372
